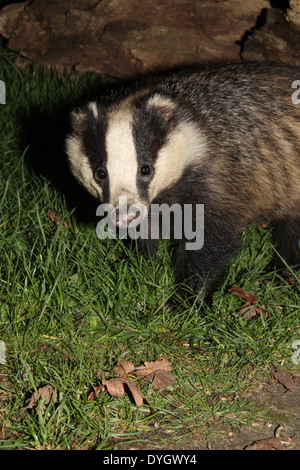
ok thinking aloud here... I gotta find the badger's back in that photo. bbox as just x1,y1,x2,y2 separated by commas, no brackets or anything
152,63,300,223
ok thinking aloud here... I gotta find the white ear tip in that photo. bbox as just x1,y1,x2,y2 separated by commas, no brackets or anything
88,101,98,119
147,94,176,110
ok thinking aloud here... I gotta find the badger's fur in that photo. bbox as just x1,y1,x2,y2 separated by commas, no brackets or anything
66,62,300,298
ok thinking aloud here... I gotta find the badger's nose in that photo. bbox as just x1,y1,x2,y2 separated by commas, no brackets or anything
115,205,141,229
115,213,137,228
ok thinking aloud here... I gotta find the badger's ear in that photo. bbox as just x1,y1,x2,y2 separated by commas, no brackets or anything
70,108,87,135
146,94,176,130
71,101,101,134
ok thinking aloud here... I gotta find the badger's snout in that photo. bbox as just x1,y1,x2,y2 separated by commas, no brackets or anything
113,203,147,230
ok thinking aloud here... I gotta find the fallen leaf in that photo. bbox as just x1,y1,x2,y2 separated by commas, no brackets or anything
144,370,177,390
47,209,68,229
228,285,267,320
87,385,104,401
245,423,294,450
114,360,135,377
228,285,257,304
244,436,293,450
102,377,145,407
91,359,176,412
26,384,58,413
271,365,296,392
134,360,173,377
89,377,154,413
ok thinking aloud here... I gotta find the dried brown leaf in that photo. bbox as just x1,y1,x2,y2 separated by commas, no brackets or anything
114,360,135,377
102,377,145,407
87,385,104,401
144,370,177,390
26,384,58,412
228,285,257,304
98,358,175,412
134,360,173,377
47,209,68,229
229,285,267,320
245,436,292,450
272,366,296,392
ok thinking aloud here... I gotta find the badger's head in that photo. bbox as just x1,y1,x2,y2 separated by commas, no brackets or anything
66,93,205,228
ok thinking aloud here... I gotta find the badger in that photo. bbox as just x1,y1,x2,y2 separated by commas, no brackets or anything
66,62,300,299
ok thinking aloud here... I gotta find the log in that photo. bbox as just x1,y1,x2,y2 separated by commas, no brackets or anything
243,7,300,65
0,0,271,78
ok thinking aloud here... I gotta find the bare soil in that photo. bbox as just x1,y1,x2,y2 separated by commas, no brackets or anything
114,375,300,450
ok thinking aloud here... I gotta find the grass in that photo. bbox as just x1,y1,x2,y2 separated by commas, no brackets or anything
0,36,300,450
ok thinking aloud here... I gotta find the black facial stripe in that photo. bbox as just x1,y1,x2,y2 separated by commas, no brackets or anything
133,101,170,200
81,106,110,203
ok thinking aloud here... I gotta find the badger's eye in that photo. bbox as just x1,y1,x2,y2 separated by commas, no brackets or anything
94,168,106,181
140,165,150,176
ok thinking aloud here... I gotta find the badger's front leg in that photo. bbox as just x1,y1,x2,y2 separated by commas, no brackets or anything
174,216,241,299
136,237,158,257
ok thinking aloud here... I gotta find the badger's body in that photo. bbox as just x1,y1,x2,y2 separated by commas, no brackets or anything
66,62,300,298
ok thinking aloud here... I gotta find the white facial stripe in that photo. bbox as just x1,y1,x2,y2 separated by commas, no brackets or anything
148,121,207,201
66,134,103,199
106,108,140,206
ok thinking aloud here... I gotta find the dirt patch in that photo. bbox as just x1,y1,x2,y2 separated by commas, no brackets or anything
114,371,300,450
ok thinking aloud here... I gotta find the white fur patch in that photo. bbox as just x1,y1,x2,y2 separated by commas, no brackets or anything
66,134,103,199
106,108,142,207
148,121,207,201
88,101,98,119
146,94,176,112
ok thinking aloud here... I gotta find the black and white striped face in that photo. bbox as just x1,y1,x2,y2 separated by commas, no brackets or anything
66,93,206,227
